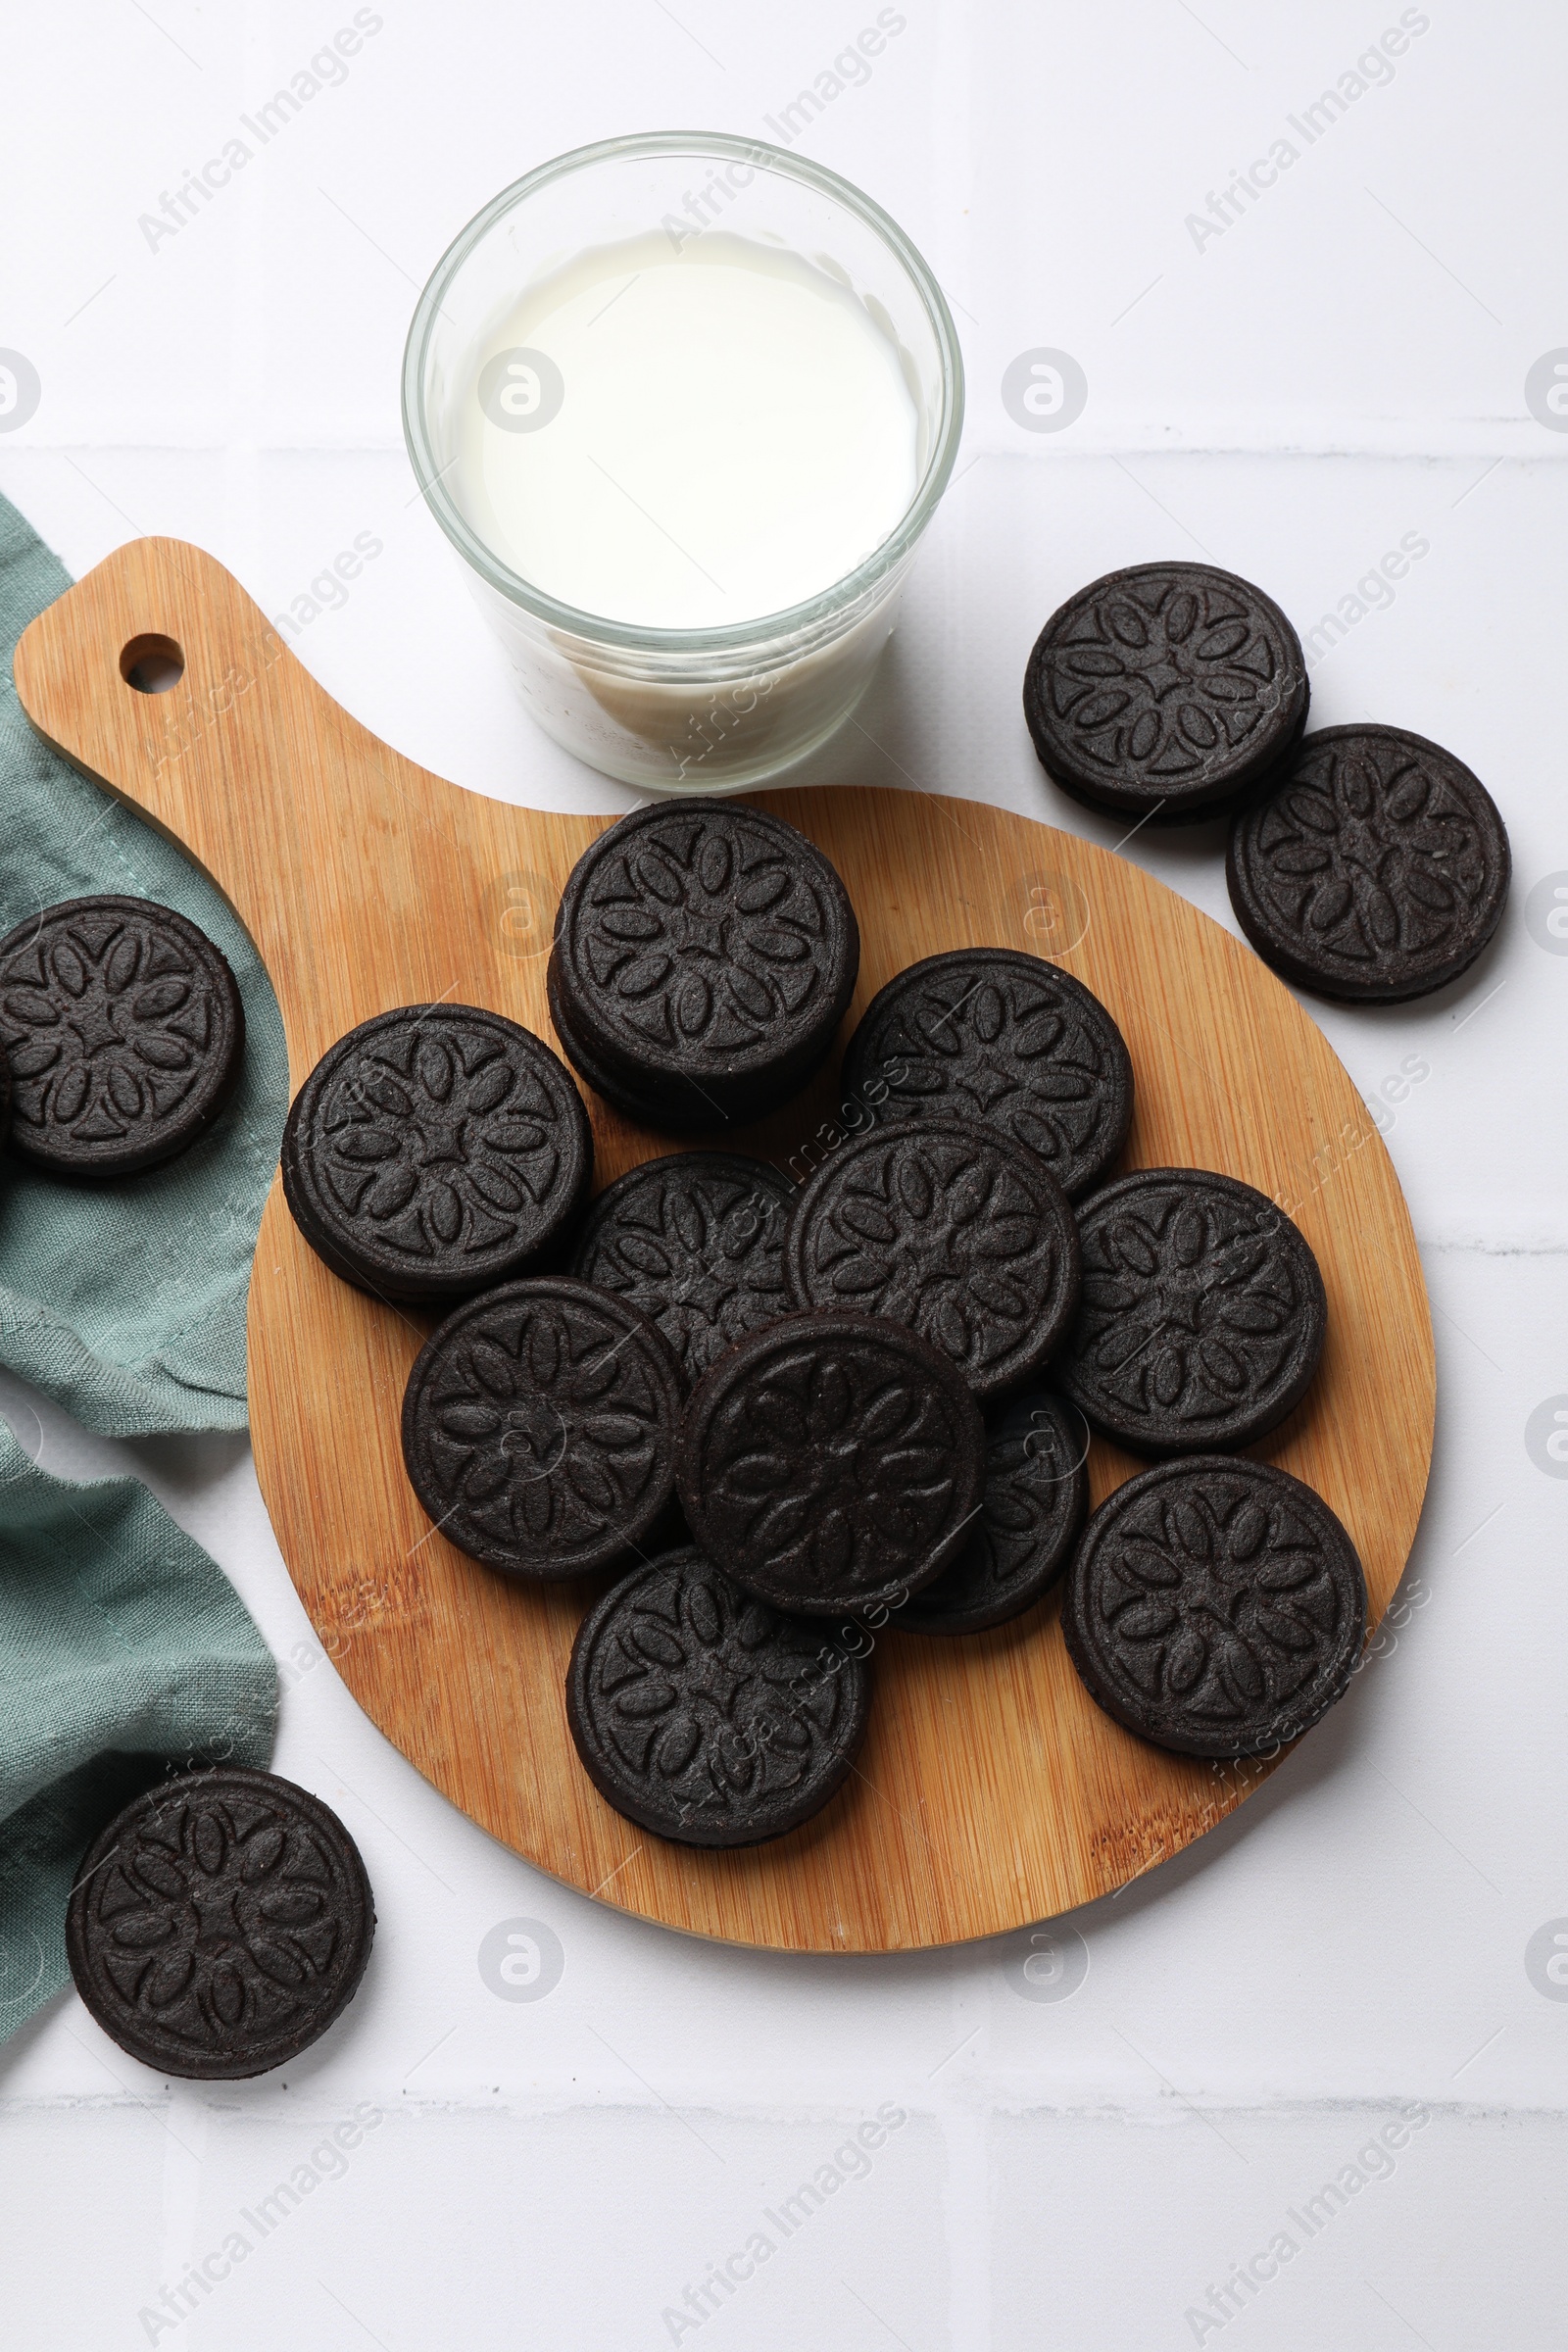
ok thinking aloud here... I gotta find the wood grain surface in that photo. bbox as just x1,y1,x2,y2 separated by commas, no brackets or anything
13,537,1435,1952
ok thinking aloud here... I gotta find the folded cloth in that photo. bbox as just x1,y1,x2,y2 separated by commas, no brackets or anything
0,1426,277,2041
0,492,288,1434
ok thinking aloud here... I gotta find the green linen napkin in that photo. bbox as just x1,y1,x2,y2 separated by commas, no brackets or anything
0,1426,277,2040
0,491,288,1434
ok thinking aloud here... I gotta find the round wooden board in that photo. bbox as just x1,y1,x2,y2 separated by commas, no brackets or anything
14,538,1435,1952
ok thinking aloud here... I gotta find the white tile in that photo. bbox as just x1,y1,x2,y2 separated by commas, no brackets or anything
993,2105,1568,2352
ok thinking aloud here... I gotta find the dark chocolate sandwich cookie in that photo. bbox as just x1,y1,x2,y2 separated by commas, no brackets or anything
282,1004,592,1304
403,1277,683,1578
1226,724,1511,1004
676,1310,985,1616
900,1389,1089,1636
546,964,691,1130
546,957,786,1135
784,1117,1082,1400
840,948,1133,1199
1024,563,1308,822
570,1151,794,1385
551,798,858,1127
0,896,244,1175
1062,1456,1367,1758
1057,1168,1325,1456
66,1767,373,2079
566,1547,870,1847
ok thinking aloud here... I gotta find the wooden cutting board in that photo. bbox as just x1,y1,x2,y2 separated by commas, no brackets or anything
13,537,1435,1952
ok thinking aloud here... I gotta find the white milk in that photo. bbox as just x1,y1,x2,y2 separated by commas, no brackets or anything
449,229,920,631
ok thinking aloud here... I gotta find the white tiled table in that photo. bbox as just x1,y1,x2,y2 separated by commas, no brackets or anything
3,5,1565,2345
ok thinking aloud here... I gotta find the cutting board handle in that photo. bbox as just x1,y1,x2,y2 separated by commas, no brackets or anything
12,536,582,1081
19,538,337,912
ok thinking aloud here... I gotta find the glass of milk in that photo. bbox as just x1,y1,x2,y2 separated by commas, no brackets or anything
403,133,964,793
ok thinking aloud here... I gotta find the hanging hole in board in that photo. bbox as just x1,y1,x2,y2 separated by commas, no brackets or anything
119,634,185,694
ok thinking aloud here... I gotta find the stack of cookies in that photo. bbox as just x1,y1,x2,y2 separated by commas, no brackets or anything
284,791,1376,1851
547,801,860,1132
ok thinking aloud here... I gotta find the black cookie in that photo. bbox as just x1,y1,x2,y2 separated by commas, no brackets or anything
840,948,1133,1200
403,1277,683,1578
569,1152,794,1386
551,798,859,1125
1024,564,1309,821
65,1767,373,2079
899,1389,1089,1636
783,1117,1082,1401
1056,1168,1325,1456
546,957,789,1136
282,1004,592,1305
566,1547,870,1846
0,896,244,1175
1227,724,1511,1004
676,1310,985,1616
1062,1456,1367,1758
